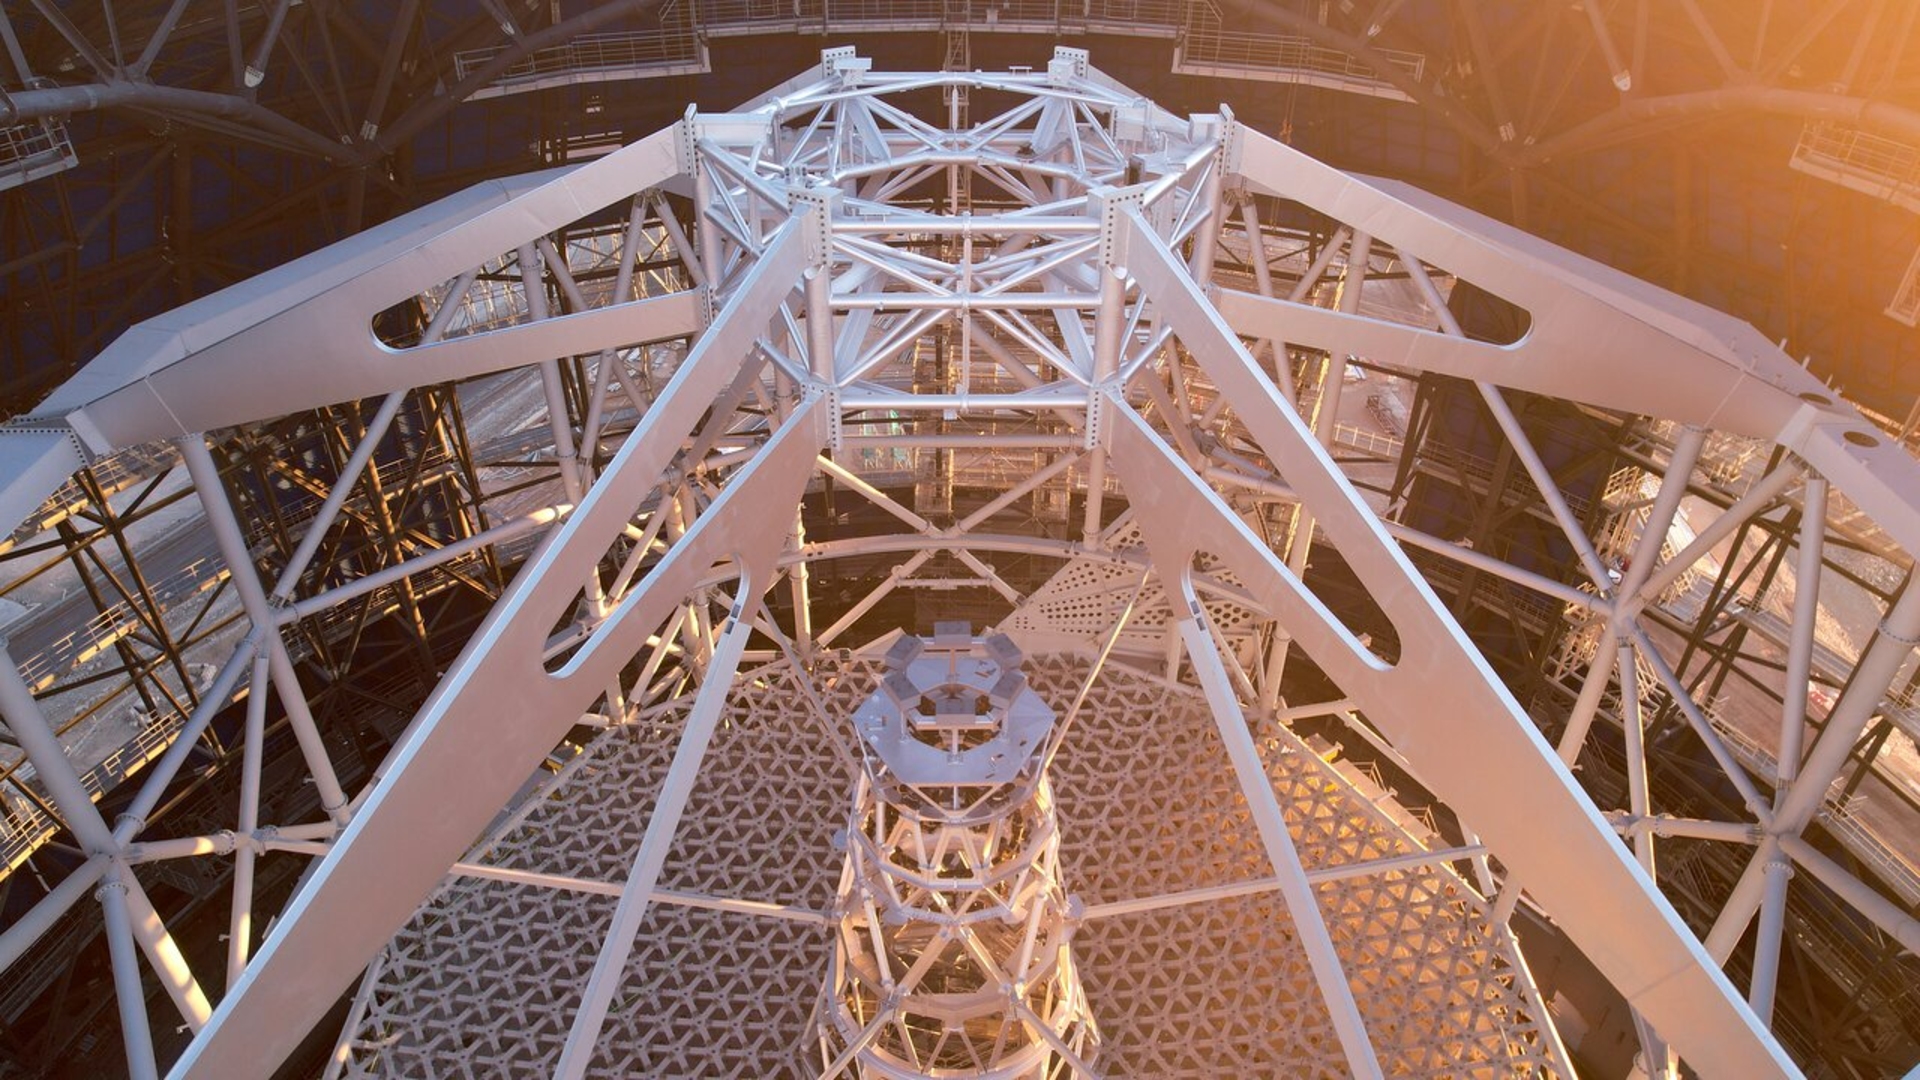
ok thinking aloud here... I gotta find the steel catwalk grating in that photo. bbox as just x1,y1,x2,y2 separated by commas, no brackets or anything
338,655,1562,1077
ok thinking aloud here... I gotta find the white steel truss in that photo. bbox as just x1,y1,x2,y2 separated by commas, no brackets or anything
0,45,1916,1079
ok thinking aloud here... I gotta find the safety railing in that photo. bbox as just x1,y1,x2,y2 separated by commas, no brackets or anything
1174,26,1423,102
695,0,1186,36
1790,120,1920,214
14,556,226,692
453,12,707,99
1332,421,1402,460
0,115,78,192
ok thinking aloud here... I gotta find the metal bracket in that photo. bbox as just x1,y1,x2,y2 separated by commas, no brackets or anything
788,184,838,270
1082,387,1108,451
824,385,843,454
1088,184,1146,270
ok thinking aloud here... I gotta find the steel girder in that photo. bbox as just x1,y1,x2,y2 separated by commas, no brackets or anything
1,43,1918,1079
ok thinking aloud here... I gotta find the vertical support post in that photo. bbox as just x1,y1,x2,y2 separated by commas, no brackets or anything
518,243,588,505
1748,847,1794,1024
99,870,161,1080
1775,474,1828,788
1236,193,1294,408
228,652,270,987
1618,642,1655,878
1710,569,1920,959
1747,473,1828,1022
806,266,835,382
1082,264,1126,546
789,507,813,651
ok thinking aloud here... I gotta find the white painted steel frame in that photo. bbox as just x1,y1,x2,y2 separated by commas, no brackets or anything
0,44,1915,1080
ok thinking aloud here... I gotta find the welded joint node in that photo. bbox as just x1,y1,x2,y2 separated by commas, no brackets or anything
1196,104,1239,176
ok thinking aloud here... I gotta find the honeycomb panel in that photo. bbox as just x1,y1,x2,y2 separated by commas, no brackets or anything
339,654,1563,1077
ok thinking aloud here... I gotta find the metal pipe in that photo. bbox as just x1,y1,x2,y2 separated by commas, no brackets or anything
229,653,269,987
840,433,1079,449
519,244,588,505
0,643,117,853
121,872,213,1030
1558,626,1619,764
100,872,160,1080
1748,849,1794,1024
1626,463,1801,613
269,392,409,604
839,390,1088,411
275,506,565,624
1082,844,1491,920
241,0,294,87
833,216,1100,235
1084,264,1127,544
1776,474,1828,787
113,634,258,845
806,265,836,381
1775,578,1920,832
178,435,350,822
1618,641,1655,878
0,854,109,973
1778,833,1920,953
835,292,1096,310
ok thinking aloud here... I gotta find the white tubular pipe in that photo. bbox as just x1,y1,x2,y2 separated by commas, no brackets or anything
1776,475,1828,788
229,652,269,988
121,871,213,1031
0,854,109,973
0,643,116,852
99,873,160,1080
1618,641,1655,878
1606,813,1759,844
1287,225,1351,304
179,435,351,823
806,265,835,381
1748,849,1794,1024
274,506,565,624
114,634,259,845
1776,580,1920,832
1778,833,1920,953
838,389,1088,411
1186,148,1224,283
1557,626,1619,765
1614,425,1709,606
1237,194,1294,406
269,391,407,604
1748,474,1829,1024
126,833,237,863
1084,264,1127,545
1476,383,1614,589
1627,463,1802,615
519,243,588,506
